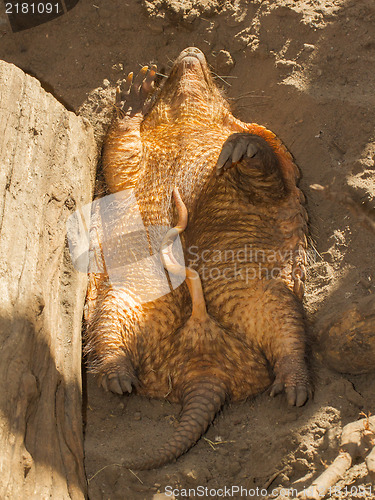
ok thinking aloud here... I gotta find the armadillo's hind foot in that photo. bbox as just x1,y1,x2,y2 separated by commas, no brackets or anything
115,64,157,118
85,343,139,395
99,369,135,395
269,357,312,407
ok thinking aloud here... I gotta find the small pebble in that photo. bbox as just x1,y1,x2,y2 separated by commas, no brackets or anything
112,63,124,71
134,411,141,420
276,59,298,70
215,50,235,74
322,251,334,263
303,43,315,52
186,470,197,479
185,9,199,23
359,277,372,290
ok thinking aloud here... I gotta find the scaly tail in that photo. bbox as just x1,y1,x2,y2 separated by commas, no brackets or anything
124,378,226,470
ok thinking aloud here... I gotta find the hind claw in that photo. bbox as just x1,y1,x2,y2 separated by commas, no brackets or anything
108,376,123,395
232,141,246,163
247,142,258,158
99,370,135,395
270,381,284,397
285,386,297,406
216,142,235,173
120,375,133,394
296,385,308,407
115,64,157,116
270,380,310,407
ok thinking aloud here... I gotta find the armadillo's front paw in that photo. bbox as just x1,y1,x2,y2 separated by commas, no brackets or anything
115,64,157,118
270,379,312,407
216,133,277,175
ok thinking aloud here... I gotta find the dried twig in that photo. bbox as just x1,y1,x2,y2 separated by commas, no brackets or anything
297,415,375,499
203,437,235,450
262,468,286,490
128,468,144,484
88,463,122,483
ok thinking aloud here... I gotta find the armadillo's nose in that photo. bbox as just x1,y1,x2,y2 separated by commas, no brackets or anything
180,47,204,58
173,47,209,82
177,47,206,66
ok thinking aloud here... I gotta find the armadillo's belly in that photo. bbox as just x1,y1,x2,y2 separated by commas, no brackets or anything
136,125,233,222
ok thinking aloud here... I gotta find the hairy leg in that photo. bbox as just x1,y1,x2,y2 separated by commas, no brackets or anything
85,276,188,396
84,285,141,394
259,282,311,406
207,281,311,406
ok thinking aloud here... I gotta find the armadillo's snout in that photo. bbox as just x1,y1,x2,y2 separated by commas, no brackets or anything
165,46,214,101
179,47,204,59
176,47,206,69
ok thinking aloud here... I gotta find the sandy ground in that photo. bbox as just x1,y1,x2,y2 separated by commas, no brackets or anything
1,0,374,498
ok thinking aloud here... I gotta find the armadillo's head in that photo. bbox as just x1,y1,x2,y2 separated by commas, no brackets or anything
142,47,231,128
170,47,216,92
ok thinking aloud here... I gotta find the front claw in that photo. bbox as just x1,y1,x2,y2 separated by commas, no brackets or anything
216,133,278,176
115,64,157,118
